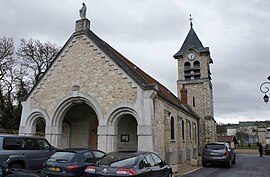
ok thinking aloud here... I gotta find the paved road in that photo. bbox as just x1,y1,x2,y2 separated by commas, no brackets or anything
183,154,270,177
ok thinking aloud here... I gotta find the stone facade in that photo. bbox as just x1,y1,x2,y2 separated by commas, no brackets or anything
154,98,198,170
174,25,217,154
19,18,200,168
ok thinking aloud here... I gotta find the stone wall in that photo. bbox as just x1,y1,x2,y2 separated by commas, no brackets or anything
154,97,198,167
30,34,137,117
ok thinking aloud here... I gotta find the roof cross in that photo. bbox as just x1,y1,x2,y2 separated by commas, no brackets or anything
189,14,193,28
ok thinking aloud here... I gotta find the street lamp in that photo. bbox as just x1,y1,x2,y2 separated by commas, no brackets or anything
260,76,270,103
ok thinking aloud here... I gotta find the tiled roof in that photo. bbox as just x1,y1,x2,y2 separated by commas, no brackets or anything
83,29,197,117
25,23,199,118
217,136,237,143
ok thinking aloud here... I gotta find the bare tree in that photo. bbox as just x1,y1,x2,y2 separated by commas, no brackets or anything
0,37,14,81
235,127,249,146
17,38,60,86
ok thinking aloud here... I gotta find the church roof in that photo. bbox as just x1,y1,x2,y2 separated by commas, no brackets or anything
25,19,199,118
83,29,197,117
173,26,210,59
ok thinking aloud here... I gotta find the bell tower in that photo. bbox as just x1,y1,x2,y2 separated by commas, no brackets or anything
173,15,216,153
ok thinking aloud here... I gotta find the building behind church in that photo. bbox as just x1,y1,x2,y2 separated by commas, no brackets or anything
19,10,216,170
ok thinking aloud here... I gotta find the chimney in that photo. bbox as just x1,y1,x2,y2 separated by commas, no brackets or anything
75,18,90,32
180,85,188,105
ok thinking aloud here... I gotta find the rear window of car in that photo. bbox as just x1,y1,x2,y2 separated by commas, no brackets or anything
48,151,76,162
3,138,22,150
99,153,138,168
205,144,225,150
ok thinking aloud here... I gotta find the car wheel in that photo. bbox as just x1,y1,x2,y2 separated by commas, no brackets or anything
202,161,207,167
226,158,232,168
9,163,24,169
232,154,236,165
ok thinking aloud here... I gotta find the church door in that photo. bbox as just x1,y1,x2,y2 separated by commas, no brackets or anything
89,117,98,149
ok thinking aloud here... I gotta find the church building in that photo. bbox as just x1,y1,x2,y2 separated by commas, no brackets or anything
19,12,216,168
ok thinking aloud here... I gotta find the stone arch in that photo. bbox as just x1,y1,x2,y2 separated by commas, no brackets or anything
51,92,103,128
49,92,103,148
24,108,49,136
107,106,140,151
107,105,140,126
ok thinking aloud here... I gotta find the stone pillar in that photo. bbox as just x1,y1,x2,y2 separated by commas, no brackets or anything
258,126,267,145
137,125,154,151
97,125,118,153
45,126,62,148
75,18,90,32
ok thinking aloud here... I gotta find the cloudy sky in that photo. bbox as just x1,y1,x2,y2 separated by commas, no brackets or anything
1,0,270,124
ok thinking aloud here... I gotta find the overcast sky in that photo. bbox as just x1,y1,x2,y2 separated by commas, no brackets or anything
1,0,270,124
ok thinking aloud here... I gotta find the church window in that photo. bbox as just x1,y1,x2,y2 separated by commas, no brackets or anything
182,120,185,141
170,116,175,140
189,121,192,141
193,60,201,79
193,123,196,142
193,97,195,107
184,62,191,80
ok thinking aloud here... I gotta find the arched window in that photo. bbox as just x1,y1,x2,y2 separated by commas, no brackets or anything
194,60,200,68
170,116,175,140
193,60,201,79
184,62,191,80
182,120,185,141
189,121,192,141
192,123,196,142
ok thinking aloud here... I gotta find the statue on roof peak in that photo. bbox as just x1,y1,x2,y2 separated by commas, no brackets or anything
79,3,87,19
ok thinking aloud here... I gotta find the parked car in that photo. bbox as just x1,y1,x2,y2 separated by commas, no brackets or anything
202,142,236,167
0,164,45,177
41,148,106,177
0,134,56,170
83,151,172,177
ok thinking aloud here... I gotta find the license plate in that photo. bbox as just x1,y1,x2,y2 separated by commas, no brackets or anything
210,152,218,155
49,167,60,171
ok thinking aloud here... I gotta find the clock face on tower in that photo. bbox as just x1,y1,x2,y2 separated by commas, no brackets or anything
187,52,196,61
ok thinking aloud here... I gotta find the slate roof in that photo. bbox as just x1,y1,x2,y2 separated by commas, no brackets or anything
25,21,199,118
173,26,211,61
82,29,198,117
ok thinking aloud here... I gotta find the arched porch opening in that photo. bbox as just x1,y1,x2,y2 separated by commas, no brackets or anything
35,118,46,137
62,102,98,149
117,114,138,151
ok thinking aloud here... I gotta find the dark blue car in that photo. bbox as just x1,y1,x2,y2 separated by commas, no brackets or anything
41,148,105,177
83,151,172,177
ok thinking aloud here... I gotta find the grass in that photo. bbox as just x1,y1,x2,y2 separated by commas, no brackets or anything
235,144,258,149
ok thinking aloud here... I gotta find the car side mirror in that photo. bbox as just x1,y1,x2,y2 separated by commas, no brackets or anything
158,161,165,167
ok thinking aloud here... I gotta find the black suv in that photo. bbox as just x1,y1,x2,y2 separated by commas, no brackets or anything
0,134,56,170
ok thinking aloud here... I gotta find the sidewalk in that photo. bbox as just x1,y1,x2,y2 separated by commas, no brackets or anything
172,159,202,177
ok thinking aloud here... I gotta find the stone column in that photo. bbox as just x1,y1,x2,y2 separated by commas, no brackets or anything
137,125,154,151
45,126,62,148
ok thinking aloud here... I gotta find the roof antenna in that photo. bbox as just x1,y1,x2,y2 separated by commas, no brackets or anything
189,14,193,28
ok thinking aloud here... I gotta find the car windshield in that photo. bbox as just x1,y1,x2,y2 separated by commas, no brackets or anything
205,144,225,150
48,151,76,162
99,153,138,168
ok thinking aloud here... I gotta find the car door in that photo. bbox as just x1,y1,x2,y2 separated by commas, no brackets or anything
36,139,55,167
22,138,41,169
